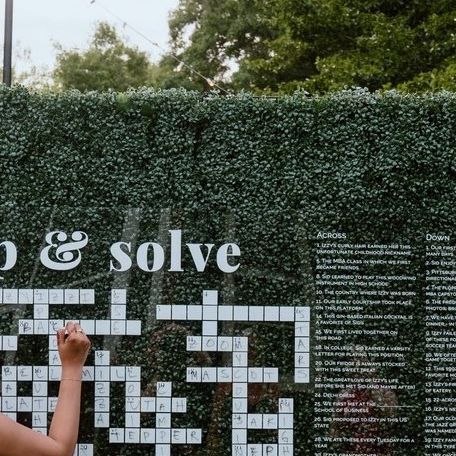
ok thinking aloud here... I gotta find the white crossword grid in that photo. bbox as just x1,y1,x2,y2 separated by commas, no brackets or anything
0,288,310,456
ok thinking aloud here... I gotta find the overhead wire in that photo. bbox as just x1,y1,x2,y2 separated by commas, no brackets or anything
88,0,229,94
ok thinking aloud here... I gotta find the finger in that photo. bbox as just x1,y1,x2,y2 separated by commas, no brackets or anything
57,328,65,348
66,321,76,334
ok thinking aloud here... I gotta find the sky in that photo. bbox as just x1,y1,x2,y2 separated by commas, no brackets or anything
0,0,180,73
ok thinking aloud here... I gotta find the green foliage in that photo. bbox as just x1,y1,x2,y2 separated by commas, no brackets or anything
163,0,456,93
1,87,456,454
53,22,153,92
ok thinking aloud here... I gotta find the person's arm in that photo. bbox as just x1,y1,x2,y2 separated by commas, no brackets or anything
0,322,91,456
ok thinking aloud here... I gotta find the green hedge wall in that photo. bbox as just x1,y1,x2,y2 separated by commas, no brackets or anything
0,86,456,456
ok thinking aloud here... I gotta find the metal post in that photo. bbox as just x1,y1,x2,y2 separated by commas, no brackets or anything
3,0,13,86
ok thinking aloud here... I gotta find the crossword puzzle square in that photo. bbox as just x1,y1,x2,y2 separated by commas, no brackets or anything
202,336,217,351
33,397,47,411
80,289,95,304
95,320,111,335
109,428,125,444
264,306,279,321
232,445,246,456
126,366,141,381
111,305,126,319
95,351,110,366
125,428,140,443
141,397,156,412
201,367,217,382
295,368,310,383
95,367,110,381
33,412,47,428
156,305,172,320
125,382,141,396
156,398,171,413
33,382,48,397
17,366,32,381
233,352,248,367
34,320,48,335
295,337,310,352
156,412,171,428
111,320,126,335
2,397,16,412
19,319,34,334
172,397,187,413
217,336,233,351
156,382,172,396
171,429,186,444
110,366,126,382
187,336,202,351
49,366,62,381
248,414,263,429
279,306,295,321
233,368,248,382
202,290,218,305
217,367,233,382
295,352,310,367
2,336,17,351
263,368,279,383
279,398,294,413
94,381,109,396
78,444,93,456
248,444,262,455
187,305,202,320
94,397,110,412
81,366,93,382
34,304,49,319
218,305,233,321
48,397,58,412
18,397,32,412
233,306,249,321
49,289,64,304
279,413,294,429
248,368,263,383
203,305,218,320
172,305,187,320
48,320,64,335
156,429,171,444
34,289,49,304
125,397,141,412
295,307,310,321
33,366,48,381
2,382,17,396
232,383,248,398
187,429,202,444
140,429,155,444
18,289,33,304
64,289,79,305
94,413,109,428
2,366,16,380
295,322,310,337
202,321,218,336
233,337,248,352
187,367,200,382
233,398,248,413
232,429,247,444
263,444,278,456
263,414,278,429
111,289,127,304
3,289,18,304
232,413,247,429
279,430,293,444
248,306,264,321
126,320,142,335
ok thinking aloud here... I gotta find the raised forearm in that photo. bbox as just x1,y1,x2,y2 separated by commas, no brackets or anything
48,366,83,456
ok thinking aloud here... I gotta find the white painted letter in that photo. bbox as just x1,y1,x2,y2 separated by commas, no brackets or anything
0,241,17,271
217,243,241,273
137,242,165,272
110,242,132,272
187,244,214,272
169,230,183,272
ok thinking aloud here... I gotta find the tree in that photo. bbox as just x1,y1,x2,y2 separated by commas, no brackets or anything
163,0,456,93
53,22,153,92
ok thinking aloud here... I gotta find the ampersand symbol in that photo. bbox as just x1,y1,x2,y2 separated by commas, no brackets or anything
40,231,89,271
